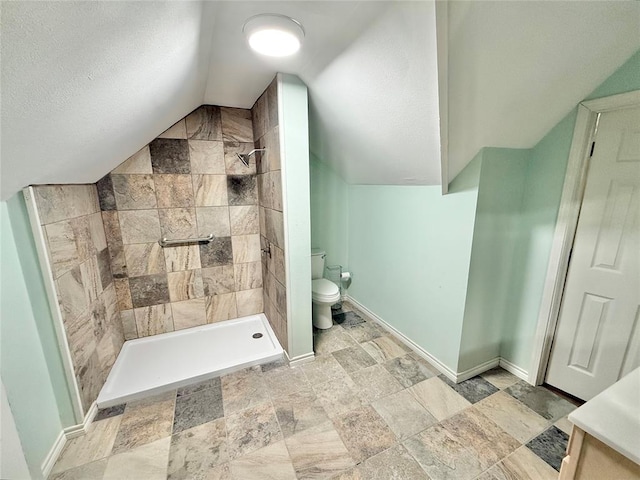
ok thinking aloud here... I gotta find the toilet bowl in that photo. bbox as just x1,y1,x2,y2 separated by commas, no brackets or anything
311,249,340,329
312,278,341,329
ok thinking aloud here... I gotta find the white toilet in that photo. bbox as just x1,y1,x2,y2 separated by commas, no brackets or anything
311,249,341,329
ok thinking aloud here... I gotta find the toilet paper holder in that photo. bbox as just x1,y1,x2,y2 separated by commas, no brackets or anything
326,265,352,282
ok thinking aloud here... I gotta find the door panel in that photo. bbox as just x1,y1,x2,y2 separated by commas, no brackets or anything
546,106,640,400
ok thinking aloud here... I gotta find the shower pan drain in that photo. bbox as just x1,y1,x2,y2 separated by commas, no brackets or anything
252,333,263,339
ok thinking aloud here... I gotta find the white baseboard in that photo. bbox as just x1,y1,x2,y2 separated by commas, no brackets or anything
456,357,501,383
64,402,98,439
41,430,66,479
42,402,98,478
345,296,458,382
285,350,315,367
499,357,529,382
344,296,529,384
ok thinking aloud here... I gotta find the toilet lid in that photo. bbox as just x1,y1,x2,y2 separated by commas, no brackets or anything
312,278,339,296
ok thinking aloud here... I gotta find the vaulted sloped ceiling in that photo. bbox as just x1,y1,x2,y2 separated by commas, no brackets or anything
1,1,215,199
446,1,640,183
1,1,639,200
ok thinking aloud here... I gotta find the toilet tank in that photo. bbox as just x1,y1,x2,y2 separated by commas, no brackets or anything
311,249,326,280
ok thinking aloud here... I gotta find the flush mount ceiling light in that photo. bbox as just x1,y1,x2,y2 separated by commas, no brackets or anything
243,14,305,57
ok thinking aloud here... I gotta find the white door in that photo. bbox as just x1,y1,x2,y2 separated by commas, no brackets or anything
546,105,640,401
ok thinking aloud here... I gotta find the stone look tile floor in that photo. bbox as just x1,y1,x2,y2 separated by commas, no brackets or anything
51,302,577,479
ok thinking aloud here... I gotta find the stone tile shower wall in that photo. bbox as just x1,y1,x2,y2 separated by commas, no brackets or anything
32,185,124,411
97,106,263,340
252,79,288,350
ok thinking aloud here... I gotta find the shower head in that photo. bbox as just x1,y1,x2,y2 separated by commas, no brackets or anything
236,149,266,167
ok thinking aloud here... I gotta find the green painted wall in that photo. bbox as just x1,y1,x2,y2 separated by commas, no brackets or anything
7,193,76,426
1,200,64,478
500,48,640,370
347,157,481,371
279,74,314,360
309,154,349,270
585,49,640,101
459,148,530,372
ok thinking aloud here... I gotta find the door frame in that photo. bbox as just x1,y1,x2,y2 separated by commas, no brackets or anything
529,90,640,386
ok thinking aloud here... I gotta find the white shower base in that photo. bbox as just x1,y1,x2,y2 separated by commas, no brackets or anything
97,313,283,408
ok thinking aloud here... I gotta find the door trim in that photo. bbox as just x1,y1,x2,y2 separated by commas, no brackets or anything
528,90,640,386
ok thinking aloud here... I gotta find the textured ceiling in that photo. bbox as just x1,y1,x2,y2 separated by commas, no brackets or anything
1,1,639,199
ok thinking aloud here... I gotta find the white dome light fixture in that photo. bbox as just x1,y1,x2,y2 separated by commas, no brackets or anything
243,14,305,57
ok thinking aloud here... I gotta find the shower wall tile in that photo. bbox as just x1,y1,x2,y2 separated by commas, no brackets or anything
158,208,197,239
78,352,103,412
189,140,225,174
45,219,81,278
168,270,205,302
97,248,113,289
102,211,127,278
259,206,267,237
270,172,283,212
91,297,107,343
193,175,228,206
120,310,138,340
119,210,161,244
230,206,259,235
267,127,282,171
164,245,201,272
172,298,207,330
63,308,96,368
129,273,170,308
97,175,117,211
236,288,264,317
134,304,174,337
112,146,153,174
89,212,108,252
253,76,287,352
255,136,269,175
202,265,235,296
266,79,279,130
186,106,222,141
150,139,190,174
265,209,284,248
206,293,237,323
57,265,89,321
199,237,233,268
235,262,263,291
195,206,230,237
114,278,133,311
33,183,123,412
269,245,286,286
80,256,102,304
227,175,258,206
252,91,268,141
274,279,287,316
34,184,100,224
96,329,116,375
232,234,261,264
158,119,187,140
257,173,271,210
103,283,120,327
112,174,157,210
221,107,254,143
124,243,165,277
224,142,257,175
162,245,201,272
154,174,194,209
